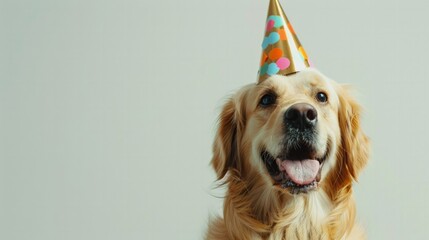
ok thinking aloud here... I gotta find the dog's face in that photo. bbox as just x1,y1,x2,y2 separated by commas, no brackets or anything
251,70,340,194
212,69,369,196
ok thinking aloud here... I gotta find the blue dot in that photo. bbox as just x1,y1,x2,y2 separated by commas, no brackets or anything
268,15,284,28
267,63,280,76
262,37,269,49
260,63,269,75
268,32,280,44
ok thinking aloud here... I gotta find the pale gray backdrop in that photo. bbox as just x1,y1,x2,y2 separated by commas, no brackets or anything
1,0,428,239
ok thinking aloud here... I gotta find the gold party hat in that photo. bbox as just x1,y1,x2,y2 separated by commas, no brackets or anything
258,0,312,83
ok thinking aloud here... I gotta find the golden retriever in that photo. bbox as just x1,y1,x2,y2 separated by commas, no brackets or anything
206,69,370,240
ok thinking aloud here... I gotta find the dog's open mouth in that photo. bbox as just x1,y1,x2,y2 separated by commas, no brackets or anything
261,143,329,194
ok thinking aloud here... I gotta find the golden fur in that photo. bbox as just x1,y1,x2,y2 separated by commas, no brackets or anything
206,69,369,240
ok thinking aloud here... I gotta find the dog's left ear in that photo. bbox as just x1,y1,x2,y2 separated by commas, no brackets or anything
337,86,370,180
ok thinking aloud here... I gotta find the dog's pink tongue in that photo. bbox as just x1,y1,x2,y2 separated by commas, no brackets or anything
276,159,320,185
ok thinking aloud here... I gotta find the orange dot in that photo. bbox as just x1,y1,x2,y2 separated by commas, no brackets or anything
278,28,287,40
260,53,268,66
268,48,283,61
287,23,295,35
299,46,308,60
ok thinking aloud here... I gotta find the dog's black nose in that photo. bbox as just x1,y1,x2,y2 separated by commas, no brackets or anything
284,103,318,129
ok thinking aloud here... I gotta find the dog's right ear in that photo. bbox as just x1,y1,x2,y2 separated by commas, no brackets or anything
211,88,248,180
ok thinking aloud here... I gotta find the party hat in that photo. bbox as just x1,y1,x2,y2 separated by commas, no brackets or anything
258,0,312,82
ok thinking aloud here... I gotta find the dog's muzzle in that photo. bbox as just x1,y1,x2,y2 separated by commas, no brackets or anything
261,103,329,194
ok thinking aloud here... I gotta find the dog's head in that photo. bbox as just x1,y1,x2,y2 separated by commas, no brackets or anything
212,69,369,196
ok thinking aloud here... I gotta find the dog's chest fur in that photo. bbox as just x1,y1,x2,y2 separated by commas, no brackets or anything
207,190,338,240
266,191,332,240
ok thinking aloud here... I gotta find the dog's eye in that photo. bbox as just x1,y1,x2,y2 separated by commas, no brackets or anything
260,93,276,107
316,92,328,103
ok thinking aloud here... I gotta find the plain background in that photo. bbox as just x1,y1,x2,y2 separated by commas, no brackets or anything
1,0,428,239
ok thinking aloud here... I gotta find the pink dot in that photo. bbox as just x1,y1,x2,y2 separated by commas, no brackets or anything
276,57,290,70
266,20,275,32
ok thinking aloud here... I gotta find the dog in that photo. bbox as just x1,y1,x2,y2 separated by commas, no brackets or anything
206,69,370,240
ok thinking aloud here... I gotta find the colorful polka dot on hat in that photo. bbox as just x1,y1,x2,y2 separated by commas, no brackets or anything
258,0,312,83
